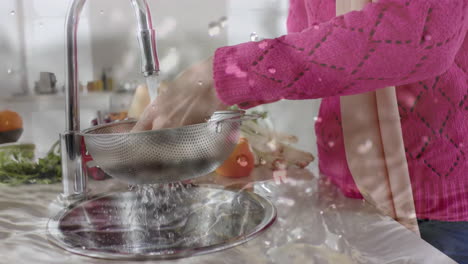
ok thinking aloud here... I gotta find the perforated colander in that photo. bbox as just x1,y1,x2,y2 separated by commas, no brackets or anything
82,111,255,185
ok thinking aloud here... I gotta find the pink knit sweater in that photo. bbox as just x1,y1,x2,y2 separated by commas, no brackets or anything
213,0,468,221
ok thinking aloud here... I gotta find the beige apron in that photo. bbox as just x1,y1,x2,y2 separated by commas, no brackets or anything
337,0,419,234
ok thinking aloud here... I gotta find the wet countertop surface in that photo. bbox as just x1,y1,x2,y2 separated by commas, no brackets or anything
0,167,457,263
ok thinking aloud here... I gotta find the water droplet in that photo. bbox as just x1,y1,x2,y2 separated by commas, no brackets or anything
313,24,320,30
319,210,324,215
268,67,276,74
100,10,104,15
264,240,271,246
259,157,267,165
273,159,287,170
267,140,278,151
291,227,303,239
10,10,15,16
338,234,343,238
258,41,268,49
330,204,337,209
219,16,228,28
424,34,432,41
305,188,312,193
328,141,335,148
357,139,373,154
250,32,259,42
6,69,12,75
318,77,323,82
313,116,322,123
277,197,295,206
197,80,203,86
216,123,222,133
236,155,249,167
208,22,221,37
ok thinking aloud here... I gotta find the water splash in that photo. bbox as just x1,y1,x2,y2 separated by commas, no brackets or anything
10,10,15,16
129,182,194,233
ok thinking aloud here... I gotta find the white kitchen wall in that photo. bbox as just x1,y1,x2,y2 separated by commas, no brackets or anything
22,0,94,93
0,0,94,97
0,0,28,96
227,0,289,45
87,0,228,85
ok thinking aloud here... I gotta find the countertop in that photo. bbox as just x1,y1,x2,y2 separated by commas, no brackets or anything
0,167,457,264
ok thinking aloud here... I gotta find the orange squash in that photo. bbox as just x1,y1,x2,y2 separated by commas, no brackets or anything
216,138,255,178
0,110,23,132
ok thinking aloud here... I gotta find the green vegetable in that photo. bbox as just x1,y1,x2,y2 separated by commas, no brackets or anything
0,141,62,186
229,105,268,123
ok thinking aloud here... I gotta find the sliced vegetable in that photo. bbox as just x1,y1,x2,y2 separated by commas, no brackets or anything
216,138,255,178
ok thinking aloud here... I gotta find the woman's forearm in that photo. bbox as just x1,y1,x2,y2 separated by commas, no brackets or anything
213,0,467,108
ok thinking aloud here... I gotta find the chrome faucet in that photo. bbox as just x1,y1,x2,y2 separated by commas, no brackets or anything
60,0,159,201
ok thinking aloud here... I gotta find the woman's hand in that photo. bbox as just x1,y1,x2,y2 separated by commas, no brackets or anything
132,57,229,131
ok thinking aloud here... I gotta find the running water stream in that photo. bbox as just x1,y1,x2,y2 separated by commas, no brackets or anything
146,75,160,102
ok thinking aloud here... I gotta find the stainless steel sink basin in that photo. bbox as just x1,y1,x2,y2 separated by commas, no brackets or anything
47,185,276,260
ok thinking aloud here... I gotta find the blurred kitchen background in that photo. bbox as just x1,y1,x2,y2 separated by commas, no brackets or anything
0,0,320,173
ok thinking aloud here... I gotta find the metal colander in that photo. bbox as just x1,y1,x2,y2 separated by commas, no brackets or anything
82,111,254,185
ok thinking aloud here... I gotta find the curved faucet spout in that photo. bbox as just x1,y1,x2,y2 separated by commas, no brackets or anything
131,0,160,77
65,0,159,131
61,0,159,200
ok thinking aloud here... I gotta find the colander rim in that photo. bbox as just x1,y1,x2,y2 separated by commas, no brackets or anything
80,110,247,137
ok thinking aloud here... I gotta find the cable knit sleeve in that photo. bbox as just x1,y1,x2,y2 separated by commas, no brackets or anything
213,0,467,108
